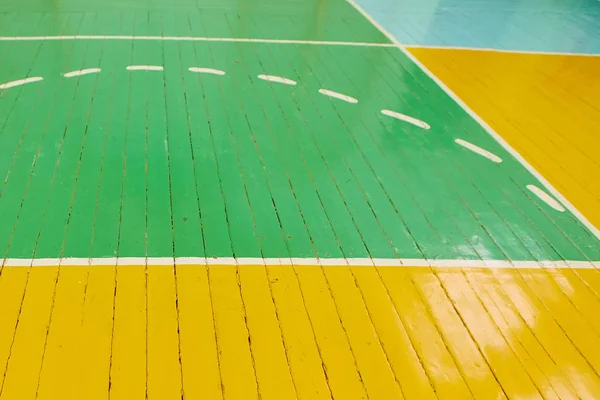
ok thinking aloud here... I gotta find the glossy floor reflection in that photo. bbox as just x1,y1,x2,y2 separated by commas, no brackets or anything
0,0,599,398
2,263,600,399
354,0,600,54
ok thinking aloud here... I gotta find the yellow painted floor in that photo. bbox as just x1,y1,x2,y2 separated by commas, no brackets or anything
1,4,600,400
1,264,600,399
408,48,600,231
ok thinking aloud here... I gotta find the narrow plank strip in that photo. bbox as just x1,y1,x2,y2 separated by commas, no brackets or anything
1,267,58,399
36,267,88,400
323,266,404,399
351,266,437,400
147,266,183,398
109,265,146,400
0,267,29,389
73,266,116,400
210,265,259,399
176,264,222,399
294,265,369,400
237,265,297,399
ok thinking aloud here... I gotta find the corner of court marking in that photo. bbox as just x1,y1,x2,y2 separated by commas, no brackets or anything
343,0,600,241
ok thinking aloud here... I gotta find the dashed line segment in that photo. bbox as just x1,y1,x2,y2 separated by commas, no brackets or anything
257,74,297,85
63,68,101,78
318,88,358,103
0,65,567,218
381,109,430,130
455,138,502,163
0,77,43,89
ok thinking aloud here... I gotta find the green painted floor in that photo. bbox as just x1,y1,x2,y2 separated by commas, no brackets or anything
0,2,598,262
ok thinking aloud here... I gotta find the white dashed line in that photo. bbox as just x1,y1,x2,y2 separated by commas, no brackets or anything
527,184,565,212
381,109,430,130
455,138,502,163
257,74,297,85
63,68,101,78
0,76,43,90
126,65,164,71
318,88,358,103
188,67,226,75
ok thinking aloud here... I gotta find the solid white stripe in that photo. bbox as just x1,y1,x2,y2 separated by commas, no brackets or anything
1,257,598,269
291,258,320,266
0,35,397,48
175,257,207,265
2,259,32,267
91,257,118,266
146,257,175,265
235,257,265,265
117,257,146,265
206,257,236,265
343,0,600,240
60,258,91,266
345,258,373,266
370,258,402,266
31,258,60,266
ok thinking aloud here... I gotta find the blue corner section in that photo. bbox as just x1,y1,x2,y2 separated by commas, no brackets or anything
355,0,600,54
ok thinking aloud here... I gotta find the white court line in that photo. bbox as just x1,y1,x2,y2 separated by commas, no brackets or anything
258,74,297,85
1,257,598,269
189,67,226,75
63,68,101,78
527,185,566,212
405,44,600,58
0,76,43,89
126,65,164,71
319,88,358,103
381,109,430,129
0,35,397,48
1,36,593,56
455,138,502,163
344,0,600,241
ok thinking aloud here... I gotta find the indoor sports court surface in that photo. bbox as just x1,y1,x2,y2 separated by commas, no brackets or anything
0,0,599,398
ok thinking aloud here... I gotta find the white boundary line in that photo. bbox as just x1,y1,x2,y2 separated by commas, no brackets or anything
405,44,600,58
0,35,397,47
344,0,600,241
1,35,595,56
1,257,598,269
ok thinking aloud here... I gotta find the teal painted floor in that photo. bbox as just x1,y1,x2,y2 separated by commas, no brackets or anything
353,0,600,54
